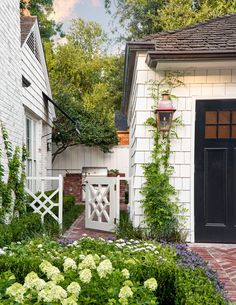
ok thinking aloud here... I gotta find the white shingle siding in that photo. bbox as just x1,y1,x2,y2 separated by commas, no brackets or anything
0,1,24,171
128,51,236,241
0,3,54,185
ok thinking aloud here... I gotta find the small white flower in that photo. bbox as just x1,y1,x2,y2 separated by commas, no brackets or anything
121,269,130,279
0,248,6,255
78,254,96,270
97,259,113,278
37,244,43,248
79,268,92,283
6,283,26,303
63,258,77,273
119,286,133,299
144,278,158,291
79,254,85,260
67,282,81,297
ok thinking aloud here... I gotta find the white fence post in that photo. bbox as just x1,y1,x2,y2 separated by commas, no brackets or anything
58,175,63,230
116,175,120,224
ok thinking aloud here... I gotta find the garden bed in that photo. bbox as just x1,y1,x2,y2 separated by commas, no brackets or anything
0,237,228,304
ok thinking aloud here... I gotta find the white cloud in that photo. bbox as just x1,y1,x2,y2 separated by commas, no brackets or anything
54,0,80,21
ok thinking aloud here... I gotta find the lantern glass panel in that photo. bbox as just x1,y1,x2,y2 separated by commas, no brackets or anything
158,111,173,131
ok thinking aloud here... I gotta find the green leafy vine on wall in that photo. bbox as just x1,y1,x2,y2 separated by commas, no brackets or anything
141,72,185,241
0,125,27,224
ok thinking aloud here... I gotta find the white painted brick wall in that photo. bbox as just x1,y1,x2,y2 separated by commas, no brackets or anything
128,51,236,241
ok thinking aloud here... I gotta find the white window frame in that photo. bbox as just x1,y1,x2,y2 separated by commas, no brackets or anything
25,115,38,191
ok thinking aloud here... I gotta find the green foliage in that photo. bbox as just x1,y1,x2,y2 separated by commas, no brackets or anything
20,0,63,41
0,238,227,304
105,0,236,39
0,213,43,247
45,19,123,161
28,191,85,236
159,0,236,31
115,210,143,240
175,267,227,305
104,0,165,40
141,74,185,241
0,125,28,224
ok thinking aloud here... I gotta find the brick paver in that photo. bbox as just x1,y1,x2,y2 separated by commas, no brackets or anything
190,243,236,302
62,212,115,240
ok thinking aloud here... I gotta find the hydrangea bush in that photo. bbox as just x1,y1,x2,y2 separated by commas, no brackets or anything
0,237,228,305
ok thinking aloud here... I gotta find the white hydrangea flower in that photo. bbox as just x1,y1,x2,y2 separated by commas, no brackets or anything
67,282,81,297
39,260,61,280
97,259,113,278
118,286,133,299
79,268,92,283
24,272,46,291
37,244,43,248
144,278,158,291
6,282,26,303
121,269,130,279
38,282,67,303
78,254,96,270
51,273,65,283
61,295,78,305
79,254,85,260
0,248,6,255
63,258,77,272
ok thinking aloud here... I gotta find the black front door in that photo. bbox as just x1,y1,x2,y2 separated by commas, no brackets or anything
195,100,236,243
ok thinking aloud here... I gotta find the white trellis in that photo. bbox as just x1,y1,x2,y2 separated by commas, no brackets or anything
26,175,63,228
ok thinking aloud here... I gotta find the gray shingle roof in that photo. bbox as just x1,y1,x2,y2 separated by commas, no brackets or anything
20,16,37,46
141,14,236,53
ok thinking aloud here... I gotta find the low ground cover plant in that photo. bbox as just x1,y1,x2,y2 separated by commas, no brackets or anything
0,237,228,305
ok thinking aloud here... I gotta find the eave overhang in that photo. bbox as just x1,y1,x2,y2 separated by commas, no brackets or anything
146,50,236,68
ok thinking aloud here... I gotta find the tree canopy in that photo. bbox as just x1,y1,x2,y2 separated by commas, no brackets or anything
20,0,62,41
105,0,236,40
45,19,123,161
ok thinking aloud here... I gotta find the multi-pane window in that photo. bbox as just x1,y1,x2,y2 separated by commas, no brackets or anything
26,117,37,180
205,111,236,139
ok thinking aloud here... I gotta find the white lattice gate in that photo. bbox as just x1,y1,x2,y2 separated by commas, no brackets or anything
26,175,63,228
85,176,120,232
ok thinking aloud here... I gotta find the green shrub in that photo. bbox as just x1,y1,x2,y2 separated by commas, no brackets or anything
0,213,43,247
0,193,84,247
0,238,227,305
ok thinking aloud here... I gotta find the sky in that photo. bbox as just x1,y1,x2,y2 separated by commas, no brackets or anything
53,0,113,34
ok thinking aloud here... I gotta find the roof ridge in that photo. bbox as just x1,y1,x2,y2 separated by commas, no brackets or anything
141,13,236,41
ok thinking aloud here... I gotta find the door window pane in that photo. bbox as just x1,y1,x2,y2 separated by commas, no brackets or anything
206,111,217,124
232,126,236,138
218,126,230,138
219,111,230,124
205,126,217,139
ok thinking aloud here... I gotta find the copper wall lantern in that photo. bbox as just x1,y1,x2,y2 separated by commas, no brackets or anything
155,93,176,132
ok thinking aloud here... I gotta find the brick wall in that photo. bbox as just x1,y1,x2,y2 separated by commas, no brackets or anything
64,173,82,203
64,172,127,209
117,131,129,145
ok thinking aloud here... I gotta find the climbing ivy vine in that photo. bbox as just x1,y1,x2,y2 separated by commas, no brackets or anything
0,125,27,224
141,72,185,241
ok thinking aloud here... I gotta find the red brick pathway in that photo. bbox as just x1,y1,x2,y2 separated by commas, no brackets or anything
190,244,236,302
62,212,115,240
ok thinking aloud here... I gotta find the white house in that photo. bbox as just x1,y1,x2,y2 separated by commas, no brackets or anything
123,14,236,243
0,1,54,188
